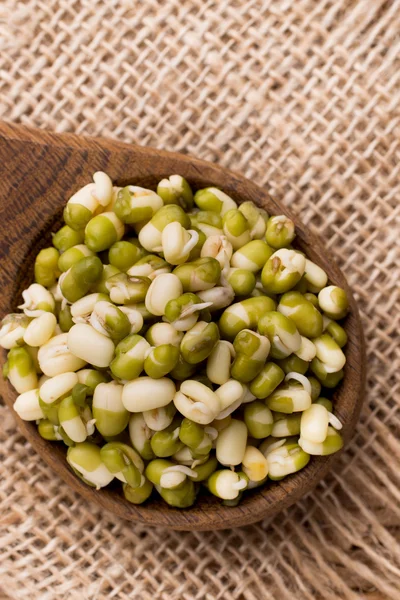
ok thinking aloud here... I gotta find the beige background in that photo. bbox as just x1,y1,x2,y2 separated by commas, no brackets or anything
0,1,399,598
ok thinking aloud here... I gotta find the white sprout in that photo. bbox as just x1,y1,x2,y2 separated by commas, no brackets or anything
328,412,343,430
285,372,312,395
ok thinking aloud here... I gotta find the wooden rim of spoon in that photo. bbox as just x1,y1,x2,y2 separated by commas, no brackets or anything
0,122,365,531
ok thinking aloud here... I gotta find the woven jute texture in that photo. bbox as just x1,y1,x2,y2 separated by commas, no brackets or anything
1,1,400,598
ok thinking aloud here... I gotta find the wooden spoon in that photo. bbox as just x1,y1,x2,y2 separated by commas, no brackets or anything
0,122,365,531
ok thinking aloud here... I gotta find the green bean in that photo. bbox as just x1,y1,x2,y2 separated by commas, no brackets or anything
265,381,312,413
164,292,210,331
194,187,236,215
138,204,190,252
58,244,94,273
105,273,151,305
67,323,115,369
227,268,256,296
324,319,348,348
276,355,308,375
60,256,103,303
174,380,221,425
146,458,178,486
318,286,349,320
189,210,223,230
219,296,276,340
38,419,62,441
127,254,170,280
308,376,322,401
277,291,323,338
230,329,269,383
67,442,114,488
71,383,89,407
129,413,155,460
271,413,301,437
110,334,150,380
64,184,100,231
12,389,42,421
241,446,269,482
314,397,333,412
58,395,93,443
144,344,180,378
143,403,176,431
173,257,221,292
92,381,129,436
0,313,30,349
145,273,183,316
199,232,232,273
244,402,273,438
300,403,331,444
52,225,84,253
261,249,305,294
196,285,235,311
123,479,153,504
108,240,145,271
206,340,234,385
303,259,328,293
180,321,220,364
38,396,61,425
169,354,197,380
34,247,60,287
157,175,193,210
145,323,183,347
249,362,285,399
100,442,143,487
18,283,55,316
265,440,310,479
58,305,74,332
179,418,212,455
239,202,269,238
216,418,247,466
188,226,206,260
38,332,86,375
77,368,109,394
150,421,183,457
313,333,346,372
310,358,344,388
157,479,196,508
90,300,131,342
304,292,319,307
207,470,248,500
222,209,251,250
258,311,301,359
231,240,273,272
189,455,218,481
7,346,38,394
299,426,343,455
265,215,295,249
85,212,125,252
114,185,163,224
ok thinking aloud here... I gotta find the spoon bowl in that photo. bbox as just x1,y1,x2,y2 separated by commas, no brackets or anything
0,122,365,530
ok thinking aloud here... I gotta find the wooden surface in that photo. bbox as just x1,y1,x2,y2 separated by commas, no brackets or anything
0,122,365,531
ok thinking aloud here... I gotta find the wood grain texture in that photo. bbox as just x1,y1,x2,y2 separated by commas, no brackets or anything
0,122,365,531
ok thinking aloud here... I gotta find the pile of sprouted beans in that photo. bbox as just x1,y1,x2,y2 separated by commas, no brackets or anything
0,172,348,508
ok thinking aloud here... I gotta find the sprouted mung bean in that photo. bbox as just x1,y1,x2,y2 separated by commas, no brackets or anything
1,172,349,507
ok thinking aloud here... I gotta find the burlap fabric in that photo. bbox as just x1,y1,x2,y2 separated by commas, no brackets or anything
0,1,399,598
